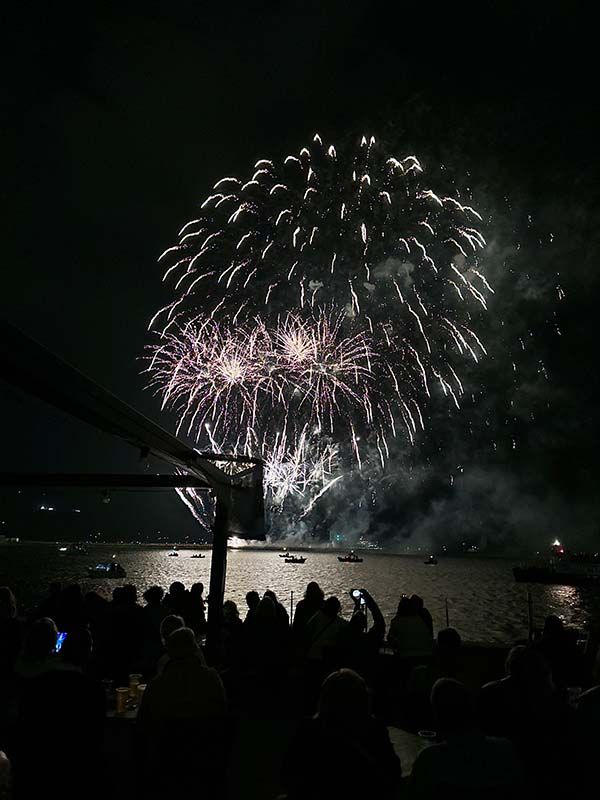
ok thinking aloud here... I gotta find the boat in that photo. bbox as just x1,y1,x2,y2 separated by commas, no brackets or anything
87,562,126,578
284,556,306,564
168,551,179,557
58,543,88,554
514,540,600,587
338,551,363,563
190,553,205,559
278,550,291,557
424,555,438,565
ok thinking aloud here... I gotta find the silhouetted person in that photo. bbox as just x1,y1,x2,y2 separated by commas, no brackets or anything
536,614,582,689
34,582,62,622
0,587,22,680
106,583,144,683
0,587,22,745
163,581,188,617
292,581,324,645
141,586,168,677
244,596,289,677
388,595,433,670
344,588,386,679
407,627,465,728
264,589,290,629
155,614,185,675
479,645,571,794
15,627,105,800
411,594,434,636
409,678,522,798
137,628,227,798
185,582,207,636
244,590,260,622
14,617,58,679
305,596,349,664
222,600,244,669
56,583,85,633
282,669,401,800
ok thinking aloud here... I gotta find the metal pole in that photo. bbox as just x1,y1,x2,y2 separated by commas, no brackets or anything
290,590,294,625
206,495,229,662
445,597,450,628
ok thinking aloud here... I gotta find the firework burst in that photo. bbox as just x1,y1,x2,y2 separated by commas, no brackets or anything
148,134,491,520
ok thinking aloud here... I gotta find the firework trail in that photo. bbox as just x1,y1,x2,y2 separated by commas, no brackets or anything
148,134,491,522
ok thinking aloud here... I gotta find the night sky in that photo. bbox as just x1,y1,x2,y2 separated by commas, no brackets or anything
2,2,599,551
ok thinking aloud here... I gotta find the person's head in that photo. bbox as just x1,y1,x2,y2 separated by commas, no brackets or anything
23,618,58,660
264,590,278,605
396,596,412,616
506,645,553,691
190,582,204,599
543,615,564,639
160,614,185,645
410,594,424,612
121,584,137,605
166,627,202,661
431,678,476,738
223,600,239,621
323,596,341,618
61,583,83,606
304,581,324,605
437,627,462,654
169,581,186,597
144,586,164,606
246,591,260,610
0,587,17,621
112,586,124,604
255,597,276,619
60,627,93,668
318,669,370,724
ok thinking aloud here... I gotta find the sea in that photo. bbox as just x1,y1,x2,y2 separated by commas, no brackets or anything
2,543,599,644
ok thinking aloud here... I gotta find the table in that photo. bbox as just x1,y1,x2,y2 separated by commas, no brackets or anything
387,726,433,776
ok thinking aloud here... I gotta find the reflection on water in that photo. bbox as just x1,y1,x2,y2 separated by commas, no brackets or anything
2,544,599,644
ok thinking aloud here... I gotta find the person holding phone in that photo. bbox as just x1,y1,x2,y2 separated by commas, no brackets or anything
344,588,386,680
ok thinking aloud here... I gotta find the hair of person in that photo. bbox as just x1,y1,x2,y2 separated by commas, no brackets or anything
23,617,58,659
246,590,260,608
396,596,412,616
264,590,278,604
305,581,324,603
60,627,93,666
255,596,276,619
190,582,204,597
431,678,475,734
437,627,462,651
410,594,424,611
160,614,185,644
169,581,186,595
144,585,164,605
317,669,370,723
223,600,239,619
166,627,199,659
0,587,17,620
506,645,551,683
323,596,341,617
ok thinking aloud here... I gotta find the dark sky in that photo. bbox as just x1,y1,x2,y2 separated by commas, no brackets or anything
2,1,599,548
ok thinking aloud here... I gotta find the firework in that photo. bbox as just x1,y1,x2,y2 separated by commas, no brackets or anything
148,134,491,518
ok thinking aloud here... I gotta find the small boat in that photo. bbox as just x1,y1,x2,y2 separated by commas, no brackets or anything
87,562,126,578
285,556,306,564
424,555,438,565
338,551,363,563
190,553,205,559
58,546,68,553
278,550,291,557
168,551,179,557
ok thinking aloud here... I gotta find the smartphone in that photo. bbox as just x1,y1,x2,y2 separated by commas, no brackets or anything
351,589,362,600
56,632,67,653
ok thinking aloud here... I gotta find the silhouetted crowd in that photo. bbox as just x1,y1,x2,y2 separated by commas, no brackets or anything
1,580,599,799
